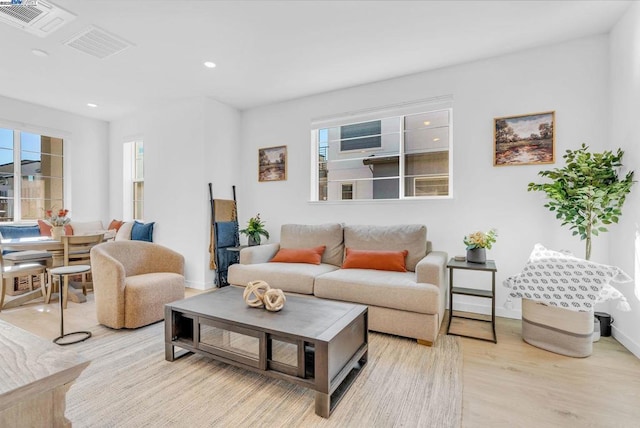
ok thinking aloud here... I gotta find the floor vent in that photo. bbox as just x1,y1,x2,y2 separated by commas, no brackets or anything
64,25,133,59
0,0,76,37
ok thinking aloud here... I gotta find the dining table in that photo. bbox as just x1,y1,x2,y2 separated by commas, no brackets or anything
1,236,84,309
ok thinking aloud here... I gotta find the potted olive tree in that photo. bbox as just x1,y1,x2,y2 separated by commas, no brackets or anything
239,213,270,246
527,144,634,260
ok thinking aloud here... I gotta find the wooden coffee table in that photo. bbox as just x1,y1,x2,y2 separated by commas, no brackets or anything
165,286,368,418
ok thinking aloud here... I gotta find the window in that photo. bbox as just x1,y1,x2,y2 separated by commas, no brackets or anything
0,127,64,222
312,101,452,201
133,141,144,220
341,183,354,200
340,121,382,152
124,140,144,220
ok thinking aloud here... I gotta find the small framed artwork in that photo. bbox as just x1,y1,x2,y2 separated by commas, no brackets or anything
258,145,287,182
494,111,555,166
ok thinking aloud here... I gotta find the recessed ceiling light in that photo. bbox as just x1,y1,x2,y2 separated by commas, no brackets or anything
433,137,440,142
423,121,431,126
87,103,98,108
203,61,216,68
32,49,49,57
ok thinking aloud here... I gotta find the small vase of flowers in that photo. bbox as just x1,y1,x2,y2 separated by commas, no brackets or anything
46,208,70,240
463,229,497,263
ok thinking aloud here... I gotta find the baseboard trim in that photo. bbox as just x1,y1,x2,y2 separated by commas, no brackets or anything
185,280,216,290
612,325,640,359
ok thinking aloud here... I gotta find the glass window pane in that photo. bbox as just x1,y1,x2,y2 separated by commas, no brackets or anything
341,121,381,140
134,141,144,180
405,110,449,131
134,200,143,220
405,127,449,153
405,176,449,197
20,132,41,152
133,182,144,200
42,136,63,155
326,178,399,201
0,198,14,222
362,155,399,178
325,133,400,161
21,198,46,220
21,176,63,201
21,197,63,220
21,153,63,179
341,183,354,200
405,152,449,197
0,148,14,173
0,175,14,190
405,152,449,176
0,128,13,150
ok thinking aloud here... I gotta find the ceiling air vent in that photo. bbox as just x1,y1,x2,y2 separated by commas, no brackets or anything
64,26,133,59
0,0,76,37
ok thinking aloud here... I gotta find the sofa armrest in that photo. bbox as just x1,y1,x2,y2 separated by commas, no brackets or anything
239,243,280,264
415,250,448,288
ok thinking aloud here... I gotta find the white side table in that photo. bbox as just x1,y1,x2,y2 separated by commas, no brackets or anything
50,265,92,345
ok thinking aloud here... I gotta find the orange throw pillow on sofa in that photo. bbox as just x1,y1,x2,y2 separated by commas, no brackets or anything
270,246,326,265
38,219,73,236
108,219,125,231
342,248,409,272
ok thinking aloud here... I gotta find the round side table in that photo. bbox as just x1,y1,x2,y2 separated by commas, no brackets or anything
50,265,92,346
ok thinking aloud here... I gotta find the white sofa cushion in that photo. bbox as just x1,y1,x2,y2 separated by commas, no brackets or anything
280,223,344,267
344,224,427,272
115,222,134,241
70,220,105,236
314,268,439,314
228,262,338,294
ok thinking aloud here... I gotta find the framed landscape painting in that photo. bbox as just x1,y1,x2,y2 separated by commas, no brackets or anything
258,145,287,182
493,111,555,166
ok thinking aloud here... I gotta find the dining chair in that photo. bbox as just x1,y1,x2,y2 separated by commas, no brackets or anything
0,245,48,312
46,234,104,309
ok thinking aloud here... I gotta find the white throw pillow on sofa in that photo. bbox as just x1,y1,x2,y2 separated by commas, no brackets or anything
115,221,134,241
70,220,105,236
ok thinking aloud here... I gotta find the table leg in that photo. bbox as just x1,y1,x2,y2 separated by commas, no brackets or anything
53,273,92,346
315,392,330,418
446,267,453,334
59,276,65,337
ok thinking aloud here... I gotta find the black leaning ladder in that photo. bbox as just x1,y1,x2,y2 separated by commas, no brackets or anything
209,183,239,287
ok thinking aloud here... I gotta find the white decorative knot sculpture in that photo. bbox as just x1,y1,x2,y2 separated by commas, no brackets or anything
243,280,270,308
243,280,286,311
263,288,286,312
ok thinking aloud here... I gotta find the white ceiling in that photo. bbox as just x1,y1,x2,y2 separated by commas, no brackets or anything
0,0,631,122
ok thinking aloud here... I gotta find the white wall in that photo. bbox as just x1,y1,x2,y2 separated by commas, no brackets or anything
238,36,611,319
0,95,109,222
203,97,241,286
109,96,240,289
609,2,640,358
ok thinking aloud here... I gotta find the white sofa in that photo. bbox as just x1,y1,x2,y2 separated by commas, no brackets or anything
228,223,447,345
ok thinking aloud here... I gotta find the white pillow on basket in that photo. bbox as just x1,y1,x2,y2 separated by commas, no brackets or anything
503,243,631,312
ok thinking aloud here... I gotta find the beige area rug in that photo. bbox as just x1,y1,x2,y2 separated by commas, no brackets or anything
66,323,462,428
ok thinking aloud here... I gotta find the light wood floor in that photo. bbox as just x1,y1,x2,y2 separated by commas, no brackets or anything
2,291,639,427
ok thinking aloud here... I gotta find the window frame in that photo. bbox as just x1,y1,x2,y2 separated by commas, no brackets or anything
123,139,144,221
310,98,453,203
0,125,66,223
